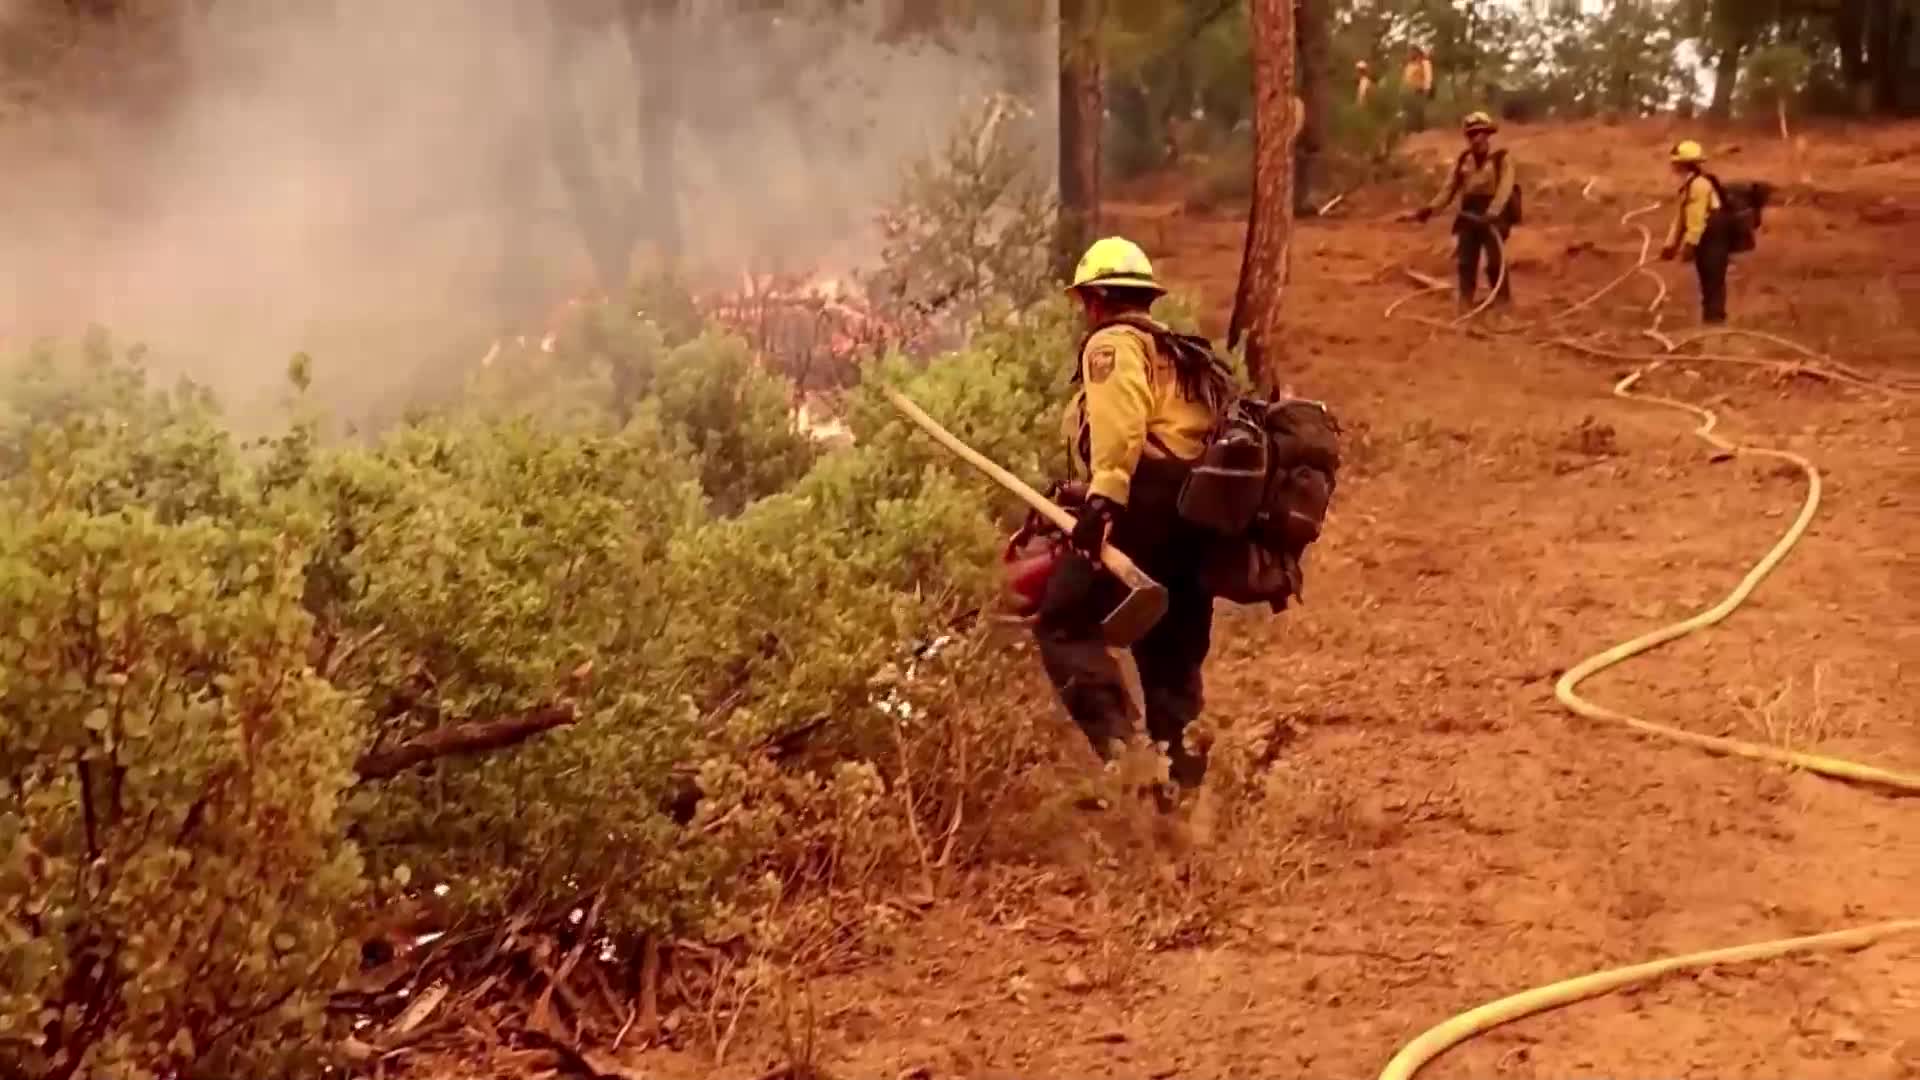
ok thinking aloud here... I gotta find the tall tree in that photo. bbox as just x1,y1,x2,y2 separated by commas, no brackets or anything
542,0,684,294
1707,40,1742,120
1866,0,1909,112
1057,0,1104,273
622,0,683,263
1228,0,1298,392
1293,0,1329,215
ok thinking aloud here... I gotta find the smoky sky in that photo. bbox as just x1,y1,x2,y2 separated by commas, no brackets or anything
0,1,1052,421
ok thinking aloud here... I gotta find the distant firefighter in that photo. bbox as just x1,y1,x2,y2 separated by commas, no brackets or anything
1403,45,1435,99
1406,112,1522,311
1660,139,1764,326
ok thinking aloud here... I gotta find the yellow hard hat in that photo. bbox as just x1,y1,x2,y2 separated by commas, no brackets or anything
1069,237,1164,295
1463,110,1497,135
1670,139,1707,164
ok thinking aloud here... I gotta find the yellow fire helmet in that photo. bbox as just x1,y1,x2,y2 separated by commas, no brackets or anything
1671,139,1707,164
1463,110,1498,135
1069,236,1165,295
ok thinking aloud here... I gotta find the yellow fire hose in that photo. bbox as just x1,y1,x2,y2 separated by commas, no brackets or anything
1377,918,1920,1080
1374,191,1912,1068
1558,370,1920,790
1377,204,1920,1078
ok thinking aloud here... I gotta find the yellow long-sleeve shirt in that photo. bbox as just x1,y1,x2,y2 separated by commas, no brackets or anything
1403,57,1434,94
1427,149,1516,219
1062,322,1213,506
1666,171,1721,249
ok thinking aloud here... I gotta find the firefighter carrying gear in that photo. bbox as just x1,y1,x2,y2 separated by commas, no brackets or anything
1069,236,1165,295
1061,319,1215,506
1664,169,1720,253
1403,47,1435,97
1043,243,1221,797
1663,146,1730,324
1413,121,1517,306
1401,46,1435,131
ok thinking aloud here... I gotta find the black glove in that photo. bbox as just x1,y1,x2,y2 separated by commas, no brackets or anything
1069,495,1120,558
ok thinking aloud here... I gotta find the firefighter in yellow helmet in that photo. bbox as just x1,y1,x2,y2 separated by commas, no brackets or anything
1407,111,1518,310
1661,139,1730,324
1037,237,1233,810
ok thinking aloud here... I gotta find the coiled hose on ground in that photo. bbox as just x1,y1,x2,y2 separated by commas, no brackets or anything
1375,193,1920,1080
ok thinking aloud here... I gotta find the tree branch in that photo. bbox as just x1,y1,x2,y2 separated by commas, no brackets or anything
354,705,578,782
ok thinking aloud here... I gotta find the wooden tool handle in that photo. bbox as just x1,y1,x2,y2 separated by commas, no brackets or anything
882,388,1158,590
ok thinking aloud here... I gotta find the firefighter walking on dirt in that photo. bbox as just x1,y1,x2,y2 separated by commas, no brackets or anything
1401,45,1435,131
1661,139,1732,325
1406,112,1519,310
1032,237,1234,813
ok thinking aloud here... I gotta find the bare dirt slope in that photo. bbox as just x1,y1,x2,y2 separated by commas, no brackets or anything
697,118,1920,1080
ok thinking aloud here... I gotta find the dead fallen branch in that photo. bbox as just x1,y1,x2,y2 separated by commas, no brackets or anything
355,704,578,781
1544,337,1899,394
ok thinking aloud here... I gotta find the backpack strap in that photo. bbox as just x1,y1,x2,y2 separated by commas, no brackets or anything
1702,171,1732,210
1458,147,1505,171
1081,313,1238,452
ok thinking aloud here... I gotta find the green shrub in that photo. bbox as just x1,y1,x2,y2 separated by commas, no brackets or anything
860,97,1056,351
468,316,818,513
0,506,364,1079
0,102,1093,1073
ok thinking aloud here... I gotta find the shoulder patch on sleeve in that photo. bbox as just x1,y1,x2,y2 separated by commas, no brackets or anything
1086,344,1117,384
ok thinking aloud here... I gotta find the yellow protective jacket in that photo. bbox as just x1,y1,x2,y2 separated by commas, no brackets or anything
1666,170,1721,249
1062,320,1214,506
1427,149,1516,219
1403,57,1434,94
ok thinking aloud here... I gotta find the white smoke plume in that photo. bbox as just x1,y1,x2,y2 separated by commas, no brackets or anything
0,1,1052,421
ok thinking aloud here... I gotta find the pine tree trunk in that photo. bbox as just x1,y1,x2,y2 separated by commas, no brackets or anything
1868,0,1899,113
622,0,682,263
1707,39,1740,121
1056,0,1103,275
1292,0,1329,216
1229,0,1298,393
494,1,549,329
545,5,635,293
1835,0,1871,112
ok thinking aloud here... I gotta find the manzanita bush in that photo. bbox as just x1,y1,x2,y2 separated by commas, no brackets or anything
0,119,1143,1075
0,280,1088,1076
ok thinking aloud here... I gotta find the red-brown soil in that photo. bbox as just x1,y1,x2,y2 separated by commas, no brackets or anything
476,118,1920,1080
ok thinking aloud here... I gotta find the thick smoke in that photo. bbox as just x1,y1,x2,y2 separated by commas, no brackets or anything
0,1,1051,420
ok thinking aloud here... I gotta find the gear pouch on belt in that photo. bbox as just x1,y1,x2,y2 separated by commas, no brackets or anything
1176,409,1269,535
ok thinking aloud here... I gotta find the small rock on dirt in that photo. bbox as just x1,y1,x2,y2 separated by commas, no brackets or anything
1062,964,1092,993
